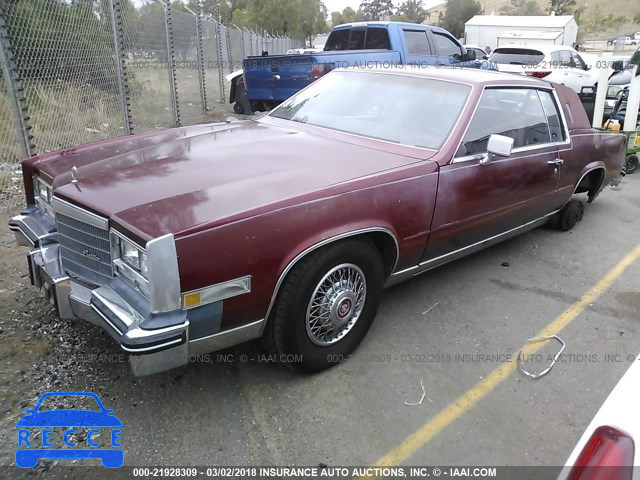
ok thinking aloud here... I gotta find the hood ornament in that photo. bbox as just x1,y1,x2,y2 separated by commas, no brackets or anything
71,165,78,184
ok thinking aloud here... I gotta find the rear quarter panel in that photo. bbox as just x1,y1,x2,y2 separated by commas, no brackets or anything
554,84,625,200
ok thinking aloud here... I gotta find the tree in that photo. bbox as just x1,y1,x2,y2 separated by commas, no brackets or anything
229,0,327,39
393,0,430,24
441,0,482,38
360,0,394,21
500,0,543,16
300,0,328,45
331,7,365,26
547,0,576,15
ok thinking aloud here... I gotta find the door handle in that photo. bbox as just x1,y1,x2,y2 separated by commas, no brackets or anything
548,158,564,166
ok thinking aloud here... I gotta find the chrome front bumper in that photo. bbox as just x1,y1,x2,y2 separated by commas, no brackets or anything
10,207,265,377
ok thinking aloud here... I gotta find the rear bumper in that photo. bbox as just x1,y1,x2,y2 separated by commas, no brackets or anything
10,207,265,376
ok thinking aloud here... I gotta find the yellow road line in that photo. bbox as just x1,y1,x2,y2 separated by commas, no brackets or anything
374,244,640,468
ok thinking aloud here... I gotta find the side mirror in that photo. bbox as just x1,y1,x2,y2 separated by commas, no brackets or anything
630,50,640,66
611,60,624,72
481,134,514,164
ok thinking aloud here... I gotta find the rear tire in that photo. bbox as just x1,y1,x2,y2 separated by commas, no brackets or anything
549,199,584,231
263,239,384,372
625,154,639,174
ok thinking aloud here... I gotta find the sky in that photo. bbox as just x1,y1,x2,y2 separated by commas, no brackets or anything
322,0,446,15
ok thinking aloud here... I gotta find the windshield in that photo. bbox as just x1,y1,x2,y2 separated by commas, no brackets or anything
269,71,471,150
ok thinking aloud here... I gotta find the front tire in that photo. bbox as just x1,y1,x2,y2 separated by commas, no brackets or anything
263,239,384,372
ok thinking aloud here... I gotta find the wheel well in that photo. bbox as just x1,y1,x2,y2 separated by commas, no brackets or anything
575,168,605,202
361,231,398,278
263,229,398,324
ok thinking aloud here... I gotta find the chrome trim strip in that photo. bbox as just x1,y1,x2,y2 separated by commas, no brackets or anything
391,211,558,278
182,275,251,309
125,322,188,340
121,338,183,354
453,145,565,165
52,196,108,229
262,227,399,329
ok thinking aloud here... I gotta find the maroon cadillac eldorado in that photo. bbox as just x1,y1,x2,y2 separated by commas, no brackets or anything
9,68,625,376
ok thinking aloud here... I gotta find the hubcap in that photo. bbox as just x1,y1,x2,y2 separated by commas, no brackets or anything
306,263,367,346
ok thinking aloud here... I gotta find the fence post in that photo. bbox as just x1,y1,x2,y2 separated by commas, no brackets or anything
109,0,133,135
240,28,246,60
0,6,34,158
225,21,233,75
164,0,181,127
194,1,208,112
212,1,225,104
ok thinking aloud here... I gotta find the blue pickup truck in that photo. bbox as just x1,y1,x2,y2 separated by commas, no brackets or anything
231,21,491,113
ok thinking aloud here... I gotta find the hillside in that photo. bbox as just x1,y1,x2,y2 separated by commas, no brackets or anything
425,0,640,39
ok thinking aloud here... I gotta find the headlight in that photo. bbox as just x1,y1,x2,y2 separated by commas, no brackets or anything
119,240,148,275
32,176,54,219
34,177,52,203
112,232,149,296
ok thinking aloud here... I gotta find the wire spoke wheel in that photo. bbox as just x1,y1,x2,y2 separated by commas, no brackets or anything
305,263,367,346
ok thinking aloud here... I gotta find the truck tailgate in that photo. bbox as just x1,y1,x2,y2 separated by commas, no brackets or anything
243,50,402,104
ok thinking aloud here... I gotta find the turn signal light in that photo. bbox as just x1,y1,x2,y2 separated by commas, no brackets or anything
567,425,634,480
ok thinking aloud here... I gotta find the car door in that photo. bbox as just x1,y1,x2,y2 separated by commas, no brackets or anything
557,49,582,91
401,29,435,65
429,30,464,66
423,87,563,262
569,52,593,90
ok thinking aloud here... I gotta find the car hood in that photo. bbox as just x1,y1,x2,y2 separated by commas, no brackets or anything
40,120,430,239
16,410,123,427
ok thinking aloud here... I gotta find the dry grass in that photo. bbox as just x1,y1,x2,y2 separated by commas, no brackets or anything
0,58,230,211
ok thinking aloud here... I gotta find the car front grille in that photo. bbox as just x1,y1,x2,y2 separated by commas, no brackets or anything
55,207,113,287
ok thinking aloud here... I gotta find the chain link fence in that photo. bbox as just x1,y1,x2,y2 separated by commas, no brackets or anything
0,0,303,212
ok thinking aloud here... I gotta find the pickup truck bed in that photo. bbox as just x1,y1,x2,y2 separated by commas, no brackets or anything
235,21,488,112
243,49,401,108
